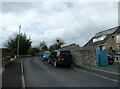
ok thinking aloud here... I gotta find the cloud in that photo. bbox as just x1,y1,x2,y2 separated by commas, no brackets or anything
2,2,34,13
1,0,120,2
1,1,118,48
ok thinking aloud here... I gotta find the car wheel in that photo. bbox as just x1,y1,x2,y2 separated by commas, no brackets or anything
54,61,57,67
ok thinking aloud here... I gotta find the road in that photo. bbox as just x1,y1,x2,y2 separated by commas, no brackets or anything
23,57,119,88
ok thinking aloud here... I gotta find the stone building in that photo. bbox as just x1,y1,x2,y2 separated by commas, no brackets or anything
84,26,120,64
83,26,120,54
61,26,120,67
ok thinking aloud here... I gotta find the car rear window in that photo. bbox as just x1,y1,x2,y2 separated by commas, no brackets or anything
60,51,72,60
44,52,51,55
60,51,71,55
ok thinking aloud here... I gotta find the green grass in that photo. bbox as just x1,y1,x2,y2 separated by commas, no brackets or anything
2,57,11,68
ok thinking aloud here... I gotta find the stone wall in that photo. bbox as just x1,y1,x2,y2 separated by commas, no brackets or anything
61,44,96,67
106,36,118,51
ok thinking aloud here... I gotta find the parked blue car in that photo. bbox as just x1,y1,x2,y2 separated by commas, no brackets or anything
42,51,51,61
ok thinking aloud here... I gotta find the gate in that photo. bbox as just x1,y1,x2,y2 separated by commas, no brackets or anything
96,48,108,66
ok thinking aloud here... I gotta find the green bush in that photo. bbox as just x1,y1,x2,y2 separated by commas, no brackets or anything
28,48,35,56
2,57,11,68
28,48,39,56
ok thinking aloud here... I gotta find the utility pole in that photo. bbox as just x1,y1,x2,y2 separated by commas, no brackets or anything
17,25,21,57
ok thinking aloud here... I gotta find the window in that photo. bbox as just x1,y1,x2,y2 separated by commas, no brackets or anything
93,36,106,42
117,35,120,43
119,46,120,53
118,45,120,53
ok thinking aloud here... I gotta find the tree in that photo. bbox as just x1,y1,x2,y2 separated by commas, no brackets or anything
49,44,58,52
49,38,64,51
56,38,64,48
5,33,32,55
28,48,35,56
39,41,48,51
28,47,39,56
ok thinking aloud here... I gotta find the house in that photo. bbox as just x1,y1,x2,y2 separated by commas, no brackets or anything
83,26,120,63
60,26,120,66
83,26,120,52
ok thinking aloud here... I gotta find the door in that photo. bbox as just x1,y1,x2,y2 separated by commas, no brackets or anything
96,48,108,66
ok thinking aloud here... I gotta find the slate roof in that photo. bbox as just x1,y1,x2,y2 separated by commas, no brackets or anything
94,27,118,38
83,26,120,50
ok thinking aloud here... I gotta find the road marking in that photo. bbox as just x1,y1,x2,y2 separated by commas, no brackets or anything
72,67,119,83
0,68,4,74
82,66,120,75
21,58,26,89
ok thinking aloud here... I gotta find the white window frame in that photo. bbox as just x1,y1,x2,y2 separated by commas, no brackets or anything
117,35,120,43
93,36,106,43
117,44,120,54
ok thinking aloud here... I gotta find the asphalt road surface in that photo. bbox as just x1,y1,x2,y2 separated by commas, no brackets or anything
2,58,22,88
23,57,119,88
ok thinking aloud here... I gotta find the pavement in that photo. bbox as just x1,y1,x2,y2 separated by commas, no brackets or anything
78,64,120,75
0,68,1,72
2,58,22,88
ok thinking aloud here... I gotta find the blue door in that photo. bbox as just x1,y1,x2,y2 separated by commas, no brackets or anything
96,48,108,66
96,48,100,66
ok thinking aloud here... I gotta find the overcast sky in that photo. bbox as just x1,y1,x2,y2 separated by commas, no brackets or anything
0,0,119,48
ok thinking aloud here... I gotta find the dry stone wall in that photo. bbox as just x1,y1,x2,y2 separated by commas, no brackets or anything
61,44,96,67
